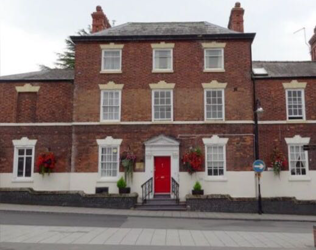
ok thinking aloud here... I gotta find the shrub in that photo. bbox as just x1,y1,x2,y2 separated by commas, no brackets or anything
193,181,202,191
117,177,127,189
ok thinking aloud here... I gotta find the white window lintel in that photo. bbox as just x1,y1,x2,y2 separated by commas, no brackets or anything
100,43,124,49
202,80,227,89
149,80,175,89
99,81,124,90
202,42,226,48
97,136,122,146
15,84,40,93
12,137,37,147
203,135,229,145
283,80,307,89
151,42,175,49
285,135,310,145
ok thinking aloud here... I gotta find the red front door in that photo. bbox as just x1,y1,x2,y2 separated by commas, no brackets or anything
154,156,171,193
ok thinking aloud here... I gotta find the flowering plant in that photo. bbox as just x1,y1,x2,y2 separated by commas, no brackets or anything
270,147,287,176
121,149,136,183
182,147,203,174
36,152,56,176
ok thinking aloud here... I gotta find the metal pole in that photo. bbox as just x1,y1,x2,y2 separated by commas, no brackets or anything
257,173,263,214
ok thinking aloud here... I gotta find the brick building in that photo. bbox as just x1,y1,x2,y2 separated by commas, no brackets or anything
0,3,315,202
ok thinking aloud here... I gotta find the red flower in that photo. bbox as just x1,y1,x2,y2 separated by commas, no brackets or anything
36,152,56,175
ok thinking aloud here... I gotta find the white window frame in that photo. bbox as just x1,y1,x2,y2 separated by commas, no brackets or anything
100,90,122,122
97,136,122,182
285,89,306,121
152,89,174,122
101,49,122,73
285,135,311,181
152,49,173,72
204,48,224,71
12,137,37,182
203,135,228,181
204,89,225,121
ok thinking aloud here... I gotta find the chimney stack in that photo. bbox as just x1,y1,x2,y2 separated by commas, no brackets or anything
228,2,244,33
91,6,111,33
309,26,316,61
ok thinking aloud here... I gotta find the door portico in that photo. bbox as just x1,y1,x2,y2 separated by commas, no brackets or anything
144,135,180,196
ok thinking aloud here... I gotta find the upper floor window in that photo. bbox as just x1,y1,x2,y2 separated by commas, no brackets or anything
205,89,224,120
153,49,173,72
152,90,173,121
101,90,121,122
204,49,224,71
12,137,37,180
286,89,305,120
102,50,122,72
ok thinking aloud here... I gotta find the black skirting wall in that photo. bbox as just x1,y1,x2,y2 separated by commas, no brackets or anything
0,188,138,209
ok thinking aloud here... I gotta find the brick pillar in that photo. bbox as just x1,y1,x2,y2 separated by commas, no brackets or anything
228,2,245,33
309,26,316,61
91,6,111,33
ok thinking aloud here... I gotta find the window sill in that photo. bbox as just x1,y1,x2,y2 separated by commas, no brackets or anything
152,70,174,74
286,120,306,124
204,176,228,182
100,121,121,124
288,176,311,182
97,177,119,183
12,178,34,183
152,120,173,124
203,69,225,73
204,120,225,123
100,70,122,74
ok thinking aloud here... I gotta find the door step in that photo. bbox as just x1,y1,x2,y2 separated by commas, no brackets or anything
135,194,187,211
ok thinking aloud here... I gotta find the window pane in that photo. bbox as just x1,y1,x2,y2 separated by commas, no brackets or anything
25,157,32,177
103,50,121,70
153,90,172,121
205,90,224,120
207,146,225,176
289,145,307,176
205,49,223,69
100,147,118,177
102,91,120,121
17,157,24,177
154,50,172,70
18,149,25,156
287,90,304,120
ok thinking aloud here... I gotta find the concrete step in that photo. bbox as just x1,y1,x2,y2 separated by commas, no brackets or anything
135,205,187,211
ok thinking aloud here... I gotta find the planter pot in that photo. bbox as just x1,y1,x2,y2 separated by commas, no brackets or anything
192,190,204,195
119,187,131,194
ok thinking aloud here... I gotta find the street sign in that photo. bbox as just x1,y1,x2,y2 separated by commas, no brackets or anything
253,160,266,173
303,145,316,151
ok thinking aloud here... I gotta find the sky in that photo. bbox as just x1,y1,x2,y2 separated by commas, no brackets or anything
0,0,315,76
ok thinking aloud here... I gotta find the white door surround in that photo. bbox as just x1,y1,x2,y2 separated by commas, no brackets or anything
144,135,180,197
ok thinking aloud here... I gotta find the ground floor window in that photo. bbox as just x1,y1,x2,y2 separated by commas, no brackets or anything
100,146,119,177
97,136,122,180
289,145,308,175
12,137,37,180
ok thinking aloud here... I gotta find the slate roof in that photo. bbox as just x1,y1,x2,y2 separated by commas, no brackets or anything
253,61,316,78
90,22,239,36
0,69,74,82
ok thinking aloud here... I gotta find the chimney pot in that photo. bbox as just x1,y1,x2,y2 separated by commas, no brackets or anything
228,2,245,33
91,6,111,33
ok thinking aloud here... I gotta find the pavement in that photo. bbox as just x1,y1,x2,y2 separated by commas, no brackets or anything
0,204,315,249
1,203,316,222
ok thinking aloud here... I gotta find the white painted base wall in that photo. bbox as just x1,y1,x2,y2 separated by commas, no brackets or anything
1,171,316,201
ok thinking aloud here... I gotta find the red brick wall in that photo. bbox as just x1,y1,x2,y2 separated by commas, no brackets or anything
255,78,316,121
16,93,37,122
72,124,254,173
0,126,72,173
259,124,316,171
0,82,73,123
74,40,254,122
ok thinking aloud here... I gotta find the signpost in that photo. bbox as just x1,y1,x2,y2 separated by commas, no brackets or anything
253,160,266,215
303,145,316,151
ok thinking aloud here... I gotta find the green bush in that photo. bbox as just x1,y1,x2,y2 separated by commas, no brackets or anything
193,181,202,191
117,177,127,188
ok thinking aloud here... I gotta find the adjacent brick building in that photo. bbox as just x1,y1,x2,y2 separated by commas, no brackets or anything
0,3,315,201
